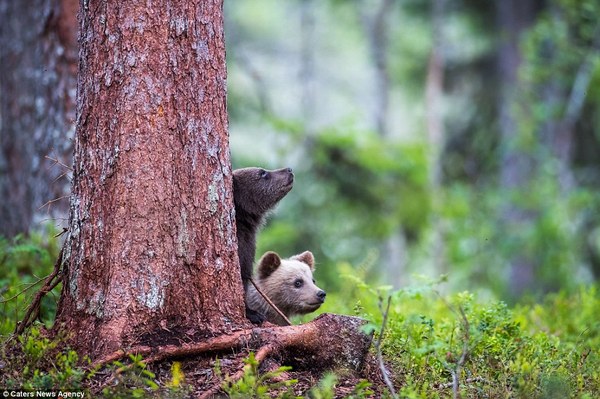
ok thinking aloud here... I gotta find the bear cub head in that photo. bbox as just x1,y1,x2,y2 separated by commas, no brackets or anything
247,250,326,326
233,167,294,218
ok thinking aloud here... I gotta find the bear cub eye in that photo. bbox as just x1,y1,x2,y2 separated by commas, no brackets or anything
293,279,303,288
259,169,269,179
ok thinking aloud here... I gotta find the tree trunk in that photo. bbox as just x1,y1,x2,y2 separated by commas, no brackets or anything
299,0,317,138
360,0,393,138
53,0,245,360
496,0,542,298
0,0,77,237
426,0,447,278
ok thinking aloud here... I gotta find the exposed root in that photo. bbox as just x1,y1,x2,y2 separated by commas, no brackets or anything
93,314,374,396
92,329,251,369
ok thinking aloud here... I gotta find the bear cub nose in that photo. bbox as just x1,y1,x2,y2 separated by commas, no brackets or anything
317,290,326,302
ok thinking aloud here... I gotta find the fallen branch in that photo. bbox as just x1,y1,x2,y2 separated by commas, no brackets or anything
14,245,65,335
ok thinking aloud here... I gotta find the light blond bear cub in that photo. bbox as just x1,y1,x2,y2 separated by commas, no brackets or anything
246,251,326,326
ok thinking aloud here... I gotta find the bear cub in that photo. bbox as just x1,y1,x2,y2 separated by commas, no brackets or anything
246,250,326,326
233,167,294,322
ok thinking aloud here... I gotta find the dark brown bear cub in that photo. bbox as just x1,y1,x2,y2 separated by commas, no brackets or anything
233,167,294,323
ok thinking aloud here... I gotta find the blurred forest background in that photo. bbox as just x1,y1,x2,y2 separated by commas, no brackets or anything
226,0,600,302
2,0,600,303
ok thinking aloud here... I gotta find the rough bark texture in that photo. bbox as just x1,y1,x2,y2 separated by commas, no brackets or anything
54,0,245,360
0,0,77,237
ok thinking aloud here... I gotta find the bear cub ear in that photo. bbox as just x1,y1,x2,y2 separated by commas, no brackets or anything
291,251,315,270
258,251,282,279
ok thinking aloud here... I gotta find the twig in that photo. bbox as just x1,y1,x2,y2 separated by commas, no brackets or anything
38,195,69,211
51,171,72,184
197,345,277,399
0,277,47,303
248,278,291,326
433,292,471,399
437,376,490,389
451,306,470,399
45,154,73,172
14,245,65,335
54,228,69,238
375,295,398,398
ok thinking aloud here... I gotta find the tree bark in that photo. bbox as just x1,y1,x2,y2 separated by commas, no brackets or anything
53,0,245,360
0,0,77,237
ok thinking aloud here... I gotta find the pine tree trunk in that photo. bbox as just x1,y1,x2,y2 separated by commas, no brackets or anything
53,0,246,360
0,0,77,237
496,0,543,298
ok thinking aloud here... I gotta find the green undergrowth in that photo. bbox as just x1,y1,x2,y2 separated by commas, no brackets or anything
0,232,61,335
1,236,599,398
307,263,600,398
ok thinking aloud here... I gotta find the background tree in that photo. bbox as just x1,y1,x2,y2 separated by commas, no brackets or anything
495,0,544,297
0,0,77,238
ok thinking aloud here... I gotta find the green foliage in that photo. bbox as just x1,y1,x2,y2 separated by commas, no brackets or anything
416,180,600,300
0,232,61,335
308,373,374,399
226,0,600,303
101,354,161,398
257,126,431,290
219,276,600,398
221,352,300,398
316,273,600,398
0,327,87,391
2,233,599,397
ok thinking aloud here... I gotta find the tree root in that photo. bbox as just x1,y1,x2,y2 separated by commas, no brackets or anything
92,314,374,396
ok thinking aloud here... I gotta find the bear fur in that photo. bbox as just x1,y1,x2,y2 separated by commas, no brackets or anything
246,250,326,326
232,167,294,322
